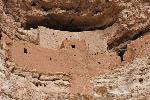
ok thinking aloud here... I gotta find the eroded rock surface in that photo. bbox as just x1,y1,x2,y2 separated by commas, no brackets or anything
0,0,150,99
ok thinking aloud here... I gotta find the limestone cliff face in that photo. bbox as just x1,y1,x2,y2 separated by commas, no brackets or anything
0,0,150,99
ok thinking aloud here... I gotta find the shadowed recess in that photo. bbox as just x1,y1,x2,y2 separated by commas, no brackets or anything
22,12,118,32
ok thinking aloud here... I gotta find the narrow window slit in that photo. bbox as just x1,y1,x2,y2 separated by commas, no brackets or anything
71,45,76,48
24,48,28,54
